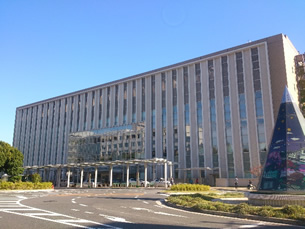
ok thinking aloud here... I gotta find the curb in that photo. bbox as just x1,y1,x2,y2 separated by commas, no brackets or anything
163,199,305,227
0,189,54,193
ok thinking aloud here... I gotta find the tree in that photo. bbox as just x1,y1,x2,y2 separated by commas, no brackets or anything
0,141,24,181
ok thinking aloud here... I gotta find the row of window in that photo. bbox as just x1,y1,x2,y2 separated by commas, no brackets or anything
16,49,266,178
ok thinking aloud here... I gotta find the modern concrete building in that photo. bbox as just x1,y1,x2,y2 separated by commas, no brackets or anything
13,34,304,186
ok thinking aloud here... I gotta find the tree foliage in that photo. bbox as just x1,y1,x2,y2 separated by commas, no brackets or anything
30,173,42,183
0,141,24,181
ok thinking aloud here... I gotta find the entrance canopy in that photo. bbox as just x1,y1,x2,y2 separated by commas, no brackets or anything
24,158,172,170
24,158,173,188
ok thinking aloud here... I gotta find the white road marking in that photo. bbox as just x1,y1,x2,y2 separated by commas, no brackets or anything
72,200,76,204
0,205,23,207
132,207,187,218
58,219,93,223
158,193,170,197
25,213,63,216
0,208,33,211
239,225,260,228
134,195,138,198
79,204,88,207
99,213,132,223
143,201,149,204
0,196,121,229
85,211,94,214
132,207,150,212
154,211,187,218
71,209,80,212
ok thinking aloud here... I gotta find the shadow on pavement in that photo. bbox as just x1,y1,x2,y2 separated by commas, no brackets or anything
84,221,302,229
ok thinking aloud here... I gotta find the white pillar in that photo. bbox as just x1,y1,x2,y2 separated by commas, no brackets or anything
164,163,168,189
94,166,98,188
80,168,84,188
109,165,113,187
67,168,71,188
144,163,148,187
126,164,130,187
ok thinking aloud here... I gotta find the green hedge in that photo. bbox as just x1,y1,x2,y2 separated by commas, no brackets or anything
167,194,305,221
170,184,210,192
0,181,53,190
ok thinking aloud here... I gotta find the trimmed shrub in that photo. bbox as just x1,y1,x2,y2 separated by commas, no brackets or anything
0,181,52,190
170,184,210,192
0,181,15,190
230,203,252,215
30,173,42,183
193,202,216,211
257,206,275,217
213,201,231,212
281,205,305,219
24,182,35,189
34,182,53,189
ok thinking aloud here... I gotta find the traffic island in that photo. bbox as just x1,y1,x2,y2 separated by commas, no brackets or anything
165,193,305,226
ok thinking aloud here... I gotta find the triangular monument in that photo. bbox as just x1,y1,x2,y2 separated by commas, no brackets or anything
259,86,305,193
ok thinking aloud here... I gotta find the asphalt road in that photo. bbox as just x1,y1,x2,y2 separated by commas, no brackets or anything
0,188,304,229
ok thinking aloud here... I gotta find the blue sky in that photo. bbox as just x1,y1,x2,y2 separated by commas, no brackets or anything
1,0,305,145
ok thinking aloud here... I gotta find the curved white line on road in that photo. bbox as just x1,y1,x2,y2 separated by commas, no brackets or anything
154,211,187,218
239,225,261,228
158,193,170,197
131,207,187,218
99,213,132,223
79,204,88,207
0,197,121,229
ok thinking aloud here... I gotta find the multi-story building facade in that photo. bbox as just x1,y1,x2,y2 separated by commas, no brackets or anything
13,34,302,186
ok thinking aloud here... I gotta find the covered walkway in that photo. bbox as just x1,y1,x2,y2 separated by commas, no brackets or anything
24,158,173,188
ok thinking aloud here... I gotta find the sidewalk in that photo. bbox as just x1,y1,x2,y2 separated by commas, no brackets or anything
211,186,249,192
